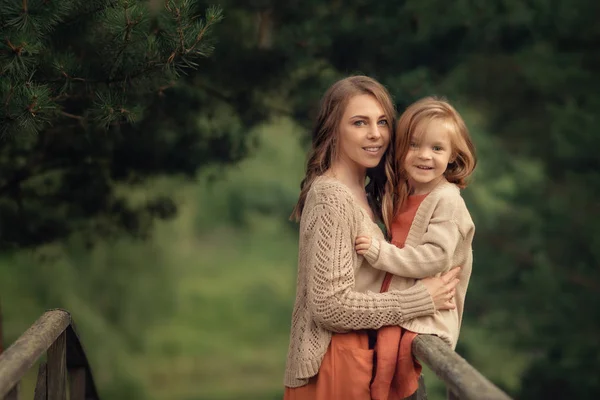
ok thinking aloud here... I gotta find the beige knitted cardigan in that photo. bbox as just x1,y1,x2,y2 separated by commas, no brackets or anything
284,176,436,388
363,180,475,349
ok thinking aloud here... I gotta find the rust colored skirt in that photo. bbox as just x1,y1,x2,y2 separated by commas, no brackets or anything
284,330,374,400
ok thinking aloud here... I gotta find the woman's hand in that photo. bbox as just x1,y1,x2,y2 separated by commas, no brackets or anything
420,267,461,311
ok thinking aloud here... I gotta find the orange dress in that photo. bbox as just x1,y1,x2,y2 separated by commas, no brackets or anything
283,330,375,400
371,193,429,400
284,193,428,400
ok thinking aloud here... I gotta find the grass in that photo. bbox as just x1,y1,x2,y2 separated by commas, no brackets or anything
136,119,304,399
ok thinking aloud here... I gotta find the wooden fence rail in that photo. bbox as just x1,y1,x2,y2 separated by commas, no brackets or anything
1,311,511,400
413,334,513,400
0,309,99,400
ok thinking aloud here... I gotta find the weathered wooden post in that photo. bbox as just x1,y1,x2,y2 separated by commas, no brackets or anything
47,331,66,400
33,363,47,400
0,310,99,400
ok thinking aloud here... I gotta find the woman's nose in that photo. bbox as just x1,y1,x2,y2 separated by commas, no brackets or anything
367,125,382,139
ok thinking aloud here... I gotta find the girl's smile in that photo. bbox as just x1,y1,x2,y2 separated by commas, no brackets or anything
404,119,453,195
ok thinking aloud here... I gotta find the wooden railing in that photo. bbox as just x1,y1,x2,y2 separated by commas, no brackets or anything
0,311,511,400
412,334,513,400
0,309,99,400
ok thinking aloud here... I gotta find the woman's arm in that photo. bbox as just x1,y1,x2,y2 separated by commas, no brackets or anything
304,201,451,332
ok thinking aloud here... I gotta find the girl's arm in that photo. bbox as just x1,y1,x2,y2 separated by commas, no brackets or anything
358,217,462,278
304,201,437,332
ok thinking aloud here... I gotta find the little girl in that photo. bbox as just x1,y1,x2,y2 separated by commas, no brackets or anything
355,96,477,399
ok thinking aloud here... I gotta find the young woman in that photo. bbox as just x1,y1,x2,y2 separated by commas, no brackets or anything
284,77,461,399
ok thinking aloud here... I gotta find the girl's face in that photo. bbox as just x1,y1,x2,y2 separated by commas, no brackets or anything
336,94,391,173
403,119,453,195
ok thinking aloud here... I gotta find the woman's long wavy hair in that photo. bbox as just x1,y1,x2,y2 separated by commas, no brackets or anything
382,96,477,232
290,76,397,224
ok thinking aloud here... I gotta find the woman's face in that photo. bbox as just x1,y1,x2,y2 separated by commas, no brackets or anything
336,94,391,172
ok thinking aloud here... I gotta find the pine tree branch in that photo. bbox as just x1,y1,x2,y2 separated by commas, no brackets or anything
174,7,185,52
26,97,39,116
109,2,137,80
60,1,120,27
4,86,15,110
60,111,84,120
187,18,210,54
6,39,24,56
39,61,161,86
60,70,87,82
157,81,175,96
106,61,161,84
50,92,89,102
165,1,186,64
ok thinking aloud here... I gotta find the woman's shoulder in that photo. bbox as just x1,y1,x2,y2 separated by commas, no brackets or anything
306,175,358,217
309,175,355,201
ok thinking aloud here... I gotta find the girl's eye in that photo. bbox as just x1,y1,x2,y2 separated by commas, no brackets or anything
378,119,388,126
409,142,418,148
433,146,443,151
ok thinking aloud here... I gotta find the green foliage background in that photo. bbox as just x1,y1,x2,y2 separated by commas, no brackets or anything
0,120,540,399
1,0,599,399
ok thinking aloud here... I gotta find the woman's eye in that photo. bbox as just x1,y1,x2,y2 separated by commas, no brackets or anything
378,119,388,126
353,120,366,126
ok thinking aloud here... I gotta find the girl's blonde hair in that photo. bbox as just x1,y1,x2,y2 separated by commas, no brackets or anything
382,96,477,232
290,75,397,223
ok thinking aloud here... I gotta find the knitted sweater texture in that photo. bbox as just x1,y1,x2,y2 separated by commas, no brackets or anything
284,176,436,388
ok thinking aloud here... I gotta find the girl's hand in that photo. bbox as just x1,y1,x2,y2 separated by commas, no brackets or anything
355,236,372,255
420,267,461,311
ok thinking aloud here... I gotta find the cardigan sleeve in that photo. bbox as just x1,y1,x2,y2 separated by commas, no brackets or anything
363,196,465,278
304,201,435,332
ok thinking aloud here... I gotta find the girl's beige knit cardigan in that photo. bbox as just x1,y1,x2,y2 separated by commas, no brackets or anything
284,176,436,388
363,180,475,349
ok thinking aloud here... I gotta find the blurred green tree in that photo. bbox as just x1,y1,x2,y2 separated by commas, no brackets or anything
0,0,248,249
2,0,598,396
187,0,600,397
447,1,600,397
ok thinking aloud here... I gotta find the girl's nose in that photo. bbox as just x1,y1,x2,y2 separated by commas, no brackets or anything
418,148,432,159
